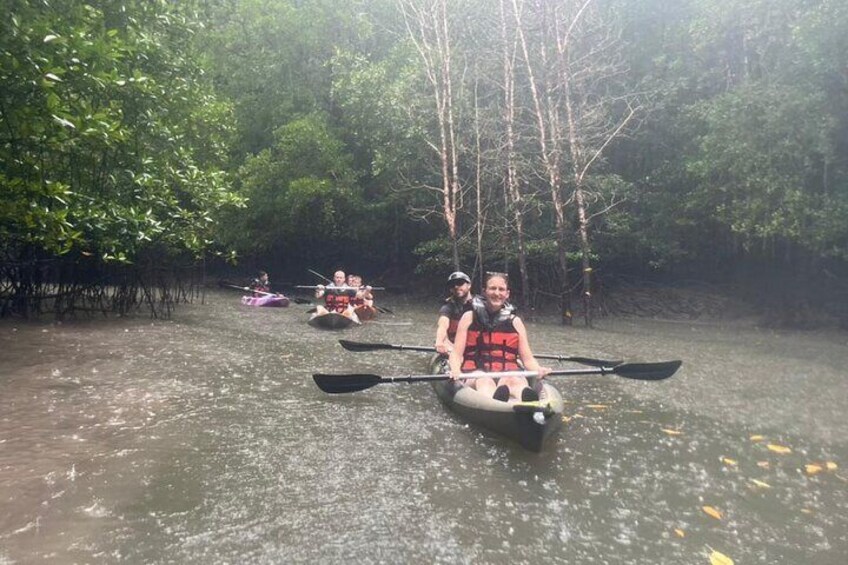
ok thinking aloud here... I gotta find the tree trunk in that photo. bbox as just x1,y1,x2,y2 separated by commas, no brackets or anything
553,0,639,326
500,0,529,311
511,0,571,324
474,74,484,279
399,0,463,270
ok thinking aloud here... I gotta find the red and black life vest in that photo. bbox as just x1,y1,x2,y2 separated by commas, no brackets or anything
325,287,354,313
461,297,520,372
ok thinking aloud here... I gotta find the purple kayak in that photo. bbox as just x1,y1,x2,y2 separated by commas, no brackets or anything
241,294,290,307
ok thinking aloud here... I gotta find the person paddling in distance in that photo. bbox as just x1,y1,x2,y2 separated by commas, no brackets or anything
250,271,272,296
347,274,373,306
448,272,550,402
349,274,377,321
314,270,368,319
435,271,473,354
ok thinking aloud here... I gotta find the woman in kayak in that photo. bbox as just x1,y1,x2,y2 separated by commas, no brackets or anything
448,272,550,402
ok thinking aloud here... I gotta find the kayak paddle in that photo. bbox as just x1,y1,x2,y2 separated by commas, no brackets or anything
295,285,387,291
219,282,311,304
313,360,682,394
337,339,622,368
220,283,280,298
309,269,332,283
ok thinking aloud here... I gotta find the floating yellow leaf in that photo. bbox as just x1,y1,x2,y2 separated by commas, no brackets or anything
757,461,770,469
585,404,609,409
702,505,722,520
674,528,685,538
825,461,838,471
721,457,738,466
750,434,765,442
662,428,683,436
800,508,814,515
709,549,735,565
767,444,792,454
805,464,823,475
750,479,771,488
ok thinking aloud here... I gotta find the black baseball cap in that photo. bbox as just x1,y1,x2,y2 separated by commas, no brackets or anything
447,271,471,284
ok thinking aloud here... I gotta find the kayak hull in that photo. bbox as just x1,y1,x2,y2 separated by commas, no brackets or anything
241,295,290,307
429,355,564,452
308,311,361,330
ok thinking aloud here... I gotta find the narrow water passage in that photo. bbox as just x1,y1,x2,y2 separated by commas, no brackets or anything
1,291,846,563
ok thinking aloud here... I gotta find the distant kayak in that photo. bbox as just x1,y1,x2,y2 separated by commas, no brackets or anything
308,311,361,329
241,294,290,307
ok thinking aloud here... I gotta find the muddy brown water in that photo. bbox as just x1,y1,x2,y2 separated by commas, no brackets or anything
1,291,846,563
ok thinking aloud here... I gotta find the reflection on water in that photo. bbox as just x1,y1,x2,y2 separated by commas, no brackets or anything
1,292,846,563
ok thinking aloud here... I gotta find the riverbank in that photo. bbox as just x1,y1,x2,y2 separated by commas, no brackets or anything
595,277,846,331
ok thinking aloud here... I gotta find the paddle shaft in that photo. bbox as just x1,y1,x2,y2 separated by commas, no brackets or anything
384,369,535,384
382,367,630,383
296,285,386,291
337,340,621,366
223,284,280,298
312,361,682,393
309,269,332,283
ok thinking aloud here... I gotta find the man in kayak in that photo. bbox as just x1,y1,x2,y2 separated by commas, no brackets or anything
314,270,368,319
435,271,473,354
448,272,550,402
249,271,271,296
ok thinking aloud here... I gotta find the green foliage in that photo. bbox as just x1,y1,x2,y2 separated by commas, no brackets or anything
200,0,379,156
330,47,425,181
0,0,242,263
7,0,845,294
683,0,848,259
618,0,848,272
221,112,369,263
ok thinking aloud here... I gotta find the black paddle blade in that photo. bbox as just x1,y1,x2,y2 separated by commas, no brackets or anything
613,360,682,381
338,340,393,352
291,297,313,305
313,373,382,394
568,356,623,368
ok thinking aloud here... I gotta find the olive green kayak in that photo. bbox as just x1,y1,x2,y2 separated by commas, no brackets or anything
428,355,564,452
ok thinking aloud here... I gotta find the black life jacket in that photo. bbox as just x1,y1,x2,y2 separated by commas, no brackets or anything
444,297,472,341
